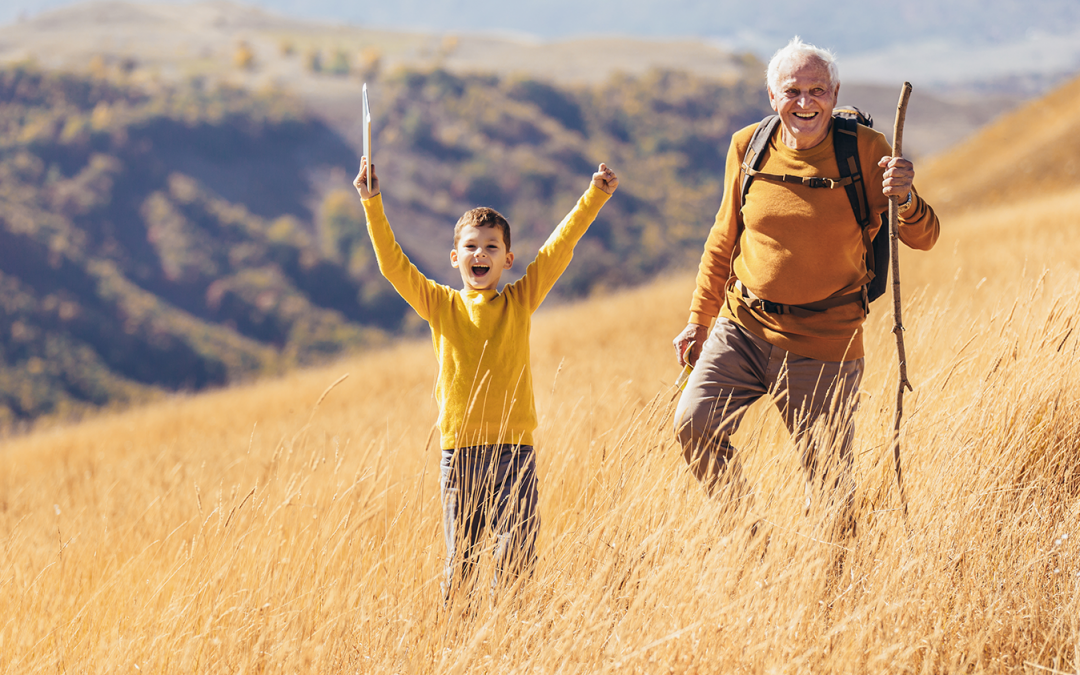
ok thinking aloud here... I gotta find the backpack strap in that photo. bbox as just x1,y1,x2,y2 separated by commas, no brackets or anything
739,115,780,210
833,116,870,228
729,116,780,284
733,279,866,319
833,114,893,307
832,115,877,288
743,166,854,190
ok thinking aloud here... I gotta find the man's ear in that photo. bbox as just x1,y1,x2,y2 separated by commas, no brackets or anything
504,252,514,269
450,249,459,268
767,86,777,111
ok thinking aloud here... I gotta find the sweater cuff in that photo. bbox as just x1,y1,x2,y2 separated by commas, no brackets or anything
361,192,385,217
898,189,923,223
688,311,715,328
583,183,613,209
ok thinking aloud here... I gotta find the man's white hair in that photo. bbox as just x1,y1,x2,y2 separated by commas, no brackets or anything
766,36,839,94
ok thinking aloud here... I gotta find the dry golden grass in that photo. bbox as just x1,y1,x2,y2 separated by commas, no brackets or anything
4,91,1080,671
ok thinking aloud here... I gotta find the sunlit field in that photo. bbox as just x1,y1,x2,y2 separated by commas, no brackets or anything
3,177,1080,670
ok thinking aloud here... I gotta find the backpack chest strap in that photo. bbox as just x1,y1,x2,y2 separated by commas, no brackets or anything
740,164,854,190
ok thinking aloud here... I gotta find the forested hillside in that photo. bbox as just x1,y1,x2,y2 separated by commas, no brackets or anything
0,62,770,425
0,66,388,424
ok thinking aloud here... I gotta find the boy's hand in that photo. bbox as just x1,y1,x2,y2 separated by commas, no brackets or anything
592,163,619,195
353,156,381,199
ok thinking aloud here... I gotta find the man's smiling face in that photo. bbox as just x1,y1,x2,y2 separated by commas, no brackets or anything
451,224,514,291
768,54,839,150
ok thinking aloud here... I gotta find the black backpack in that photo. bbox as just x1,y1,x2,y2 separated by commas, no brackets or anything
739,106,890,308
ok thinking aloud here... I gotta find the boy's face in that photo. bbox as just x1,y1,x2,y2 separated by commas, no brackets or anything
450,224,514,291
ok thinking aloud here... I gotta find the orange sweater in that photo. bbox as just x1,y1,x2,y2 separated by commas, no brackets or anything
689,121,940,361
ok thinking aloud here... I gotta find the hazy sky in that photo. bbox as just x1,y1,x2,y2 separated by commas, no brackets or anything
5,0,1080,54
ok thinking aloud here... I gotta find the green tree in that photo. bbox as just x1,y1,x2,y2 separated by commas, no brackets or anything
319,189,368,269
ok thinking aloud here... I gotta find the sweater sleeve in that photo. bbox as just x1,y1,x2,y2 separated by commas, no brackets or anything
687,127,750,326
510,184,611,312
360,194,444,321
896,188,940,250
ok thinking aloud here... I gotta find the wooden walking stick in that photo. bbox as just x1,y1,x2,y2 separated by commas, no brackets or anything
889,82,913,516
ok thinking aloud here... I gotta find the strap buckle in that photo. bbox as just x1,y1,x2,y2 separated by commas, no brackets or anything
756,299,789,315
805,176,833,189
737,280,787,315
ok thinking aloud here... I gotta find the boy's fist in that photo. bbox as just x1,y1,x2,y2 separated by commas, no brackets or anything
353,156,380,199
592,163,619,195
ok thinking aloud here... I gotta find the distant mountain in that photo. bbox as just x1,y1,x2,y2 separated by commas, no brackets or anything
4,0,1080,95
0,1,1036,160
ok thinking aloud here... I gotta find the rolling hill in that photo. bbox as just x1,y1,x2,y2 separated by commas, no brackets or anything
919,73,1080,211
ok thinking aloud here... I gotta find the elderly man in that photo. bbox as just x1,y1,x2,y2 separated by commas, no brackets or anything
672,37,939,528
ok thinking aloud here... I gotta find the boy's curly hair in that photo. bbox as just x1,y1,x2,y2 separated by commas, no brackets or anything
454,207,511,249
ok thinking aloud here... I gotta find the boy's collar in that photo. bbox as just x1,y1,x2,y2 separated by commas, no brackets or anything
460,287,500,299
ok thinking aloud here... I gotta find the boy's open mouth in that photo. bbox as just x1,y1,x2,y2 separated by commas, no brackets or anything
471,264,489,276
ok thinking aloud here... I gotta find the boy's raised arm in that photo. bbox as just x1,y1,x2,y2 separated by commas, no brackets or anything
353,156,380,200
353,156,444,320
512,163,617,310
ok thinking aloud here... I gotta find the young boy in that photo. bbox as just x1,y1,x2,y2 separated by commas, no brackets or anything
353,157,618,595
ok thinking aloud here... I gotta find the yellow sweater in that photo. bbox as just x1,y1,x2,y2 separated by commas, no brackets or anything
689,121,940,361
362,187,611,450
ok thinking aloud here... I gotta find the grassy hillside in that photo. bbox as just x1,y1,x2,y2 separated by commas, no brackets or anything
0,76,1078,672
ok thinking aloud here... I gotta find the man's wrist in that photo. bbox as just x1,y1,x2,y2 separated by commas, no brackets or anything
898,191,914,214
